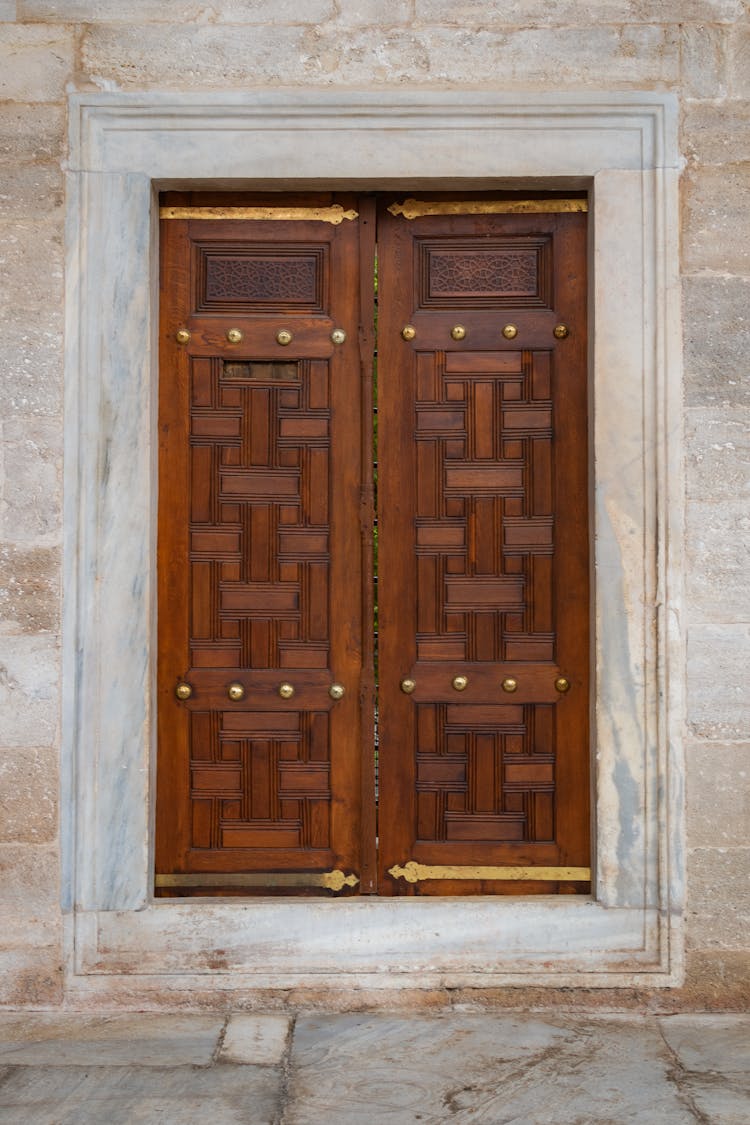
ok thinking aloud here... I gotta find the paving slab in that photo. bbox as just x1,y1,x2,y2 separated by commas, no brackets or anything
0,1064,282,1125
659,1015,750,1125
220,1013,291,1065
287,1013,695,1124
0,1013,224,1066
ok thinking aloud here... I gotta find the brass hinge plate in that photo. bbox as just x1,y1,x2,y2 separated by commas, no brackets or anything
388,861,590,883
159,205,358,224
388,198,588,220
155,869,359,891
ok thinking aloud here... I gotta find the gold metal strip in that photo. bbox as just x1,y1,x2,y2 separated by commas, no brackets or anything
388,861,590,883
159,205,358,224
387,198,588,220
155,869,359,891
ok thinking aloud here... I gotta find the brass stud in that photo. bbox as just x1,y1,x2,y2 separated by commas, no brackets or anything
276,329,293,346
175,682,193,700
450,325,466,341
227,682,245,702
400,678,416,694
502,677,518,693
553,324,570,339
330,328,346,345
555,676,571,693
502,324,518,340
452,674,469,692
278,682,295,699
175,329,191,345
329,683,345,700
401,325,416,341
226,328,243,344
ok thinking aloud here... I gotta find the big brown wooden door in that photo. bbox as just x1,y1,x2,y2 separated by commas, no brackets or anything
155,194,373,895
155,193,589,898
377,198,590,895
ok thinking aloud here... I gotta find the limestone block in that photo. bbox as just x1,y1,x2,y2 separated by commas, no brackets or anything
687,625,750,740
80,22,680,87
687,742,750,848
687,846,750,949
685,503,750,623
0,544,60,634
0,944,63,1007
682,100,750,166
0,635,59,747
415,0,743,23
1,419,62,544
683,276,750,409
0,746,58,842
0,843,58,918
20,0,334,21
333,0,413,23
0,105,65,164
683,165,750,274
683,950,750,1008
1,317,63,418
685,407,750,505
0,222,63,318
0,26,74,102
680,23,728,99
728,22,750,98
0,2,15,21
0,164,63,221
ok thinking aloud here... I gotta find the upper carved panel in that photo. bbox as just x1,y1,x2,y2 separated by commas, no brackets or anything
195,243,328,314
418,237,552,309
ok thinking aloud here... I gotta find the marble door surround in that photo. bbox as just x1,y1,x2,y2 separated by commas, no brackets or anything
63,91,683,997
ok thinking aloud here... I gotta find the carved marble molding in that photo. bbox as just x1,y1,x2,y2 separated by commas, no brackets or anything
63,92,683,993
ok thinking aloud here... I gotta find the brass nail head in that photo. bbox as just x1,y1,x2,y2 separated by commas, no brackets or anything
502,677,518,693
227,682,245,702
226,328,243,344
553,324,570,339
175,329,191,344
330,328,346,345
555,676,571,693
175,681,193,700
279,682,295,699
452,674,469,691
276,329,293,346
329,683,345,700
401,325,416,341
400,678,416,694
502,324,518,340
450,325,466,341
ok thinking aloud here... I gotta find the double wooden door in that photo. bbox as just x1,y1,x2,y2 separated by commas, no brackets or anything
155,192,590,898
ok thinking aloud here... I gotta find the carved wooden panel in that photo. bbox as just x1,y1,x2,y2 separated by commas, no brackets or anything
418,237,552,309
195,243,327,314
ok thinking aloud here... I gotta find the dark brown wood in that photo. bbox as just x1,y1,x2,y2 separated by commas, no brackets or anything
155,195,366,895
376,199,590,895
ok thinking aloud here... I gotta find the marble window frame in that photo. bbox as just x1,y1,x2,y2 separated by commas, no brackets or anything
62,92,684,996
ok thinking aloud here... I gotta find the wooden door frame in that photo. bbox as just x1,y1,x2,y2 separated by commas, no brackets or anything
62,91,684,994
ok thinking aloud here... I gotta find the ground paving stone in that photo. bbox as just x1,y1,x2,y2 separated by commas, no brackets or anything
0,1011,747,1124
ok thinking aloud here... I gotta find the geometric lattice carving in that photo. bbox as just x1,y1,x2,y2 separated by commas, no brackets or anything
189,356,330,671
190,709,331,851
188,355,333,853
415,703,556,845
415,350,555,664
196,244,327,313
418,237,551,308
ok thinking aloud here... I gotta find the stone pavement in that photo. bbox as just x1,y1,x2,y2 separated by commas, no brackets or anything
0,1011,747,1124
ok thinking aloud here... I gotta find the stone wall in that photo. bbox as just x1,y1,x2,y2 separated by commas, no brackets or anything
0,0,747,1007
